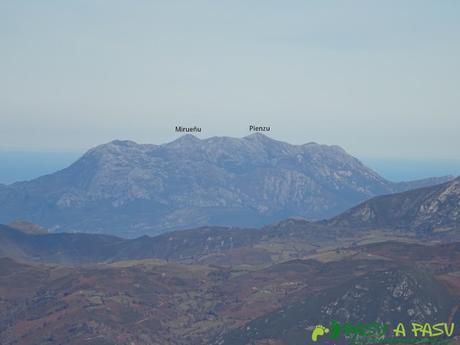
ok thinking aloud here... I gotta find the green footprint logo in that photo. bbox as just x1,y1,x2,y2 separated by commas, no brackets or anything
311,325,330,342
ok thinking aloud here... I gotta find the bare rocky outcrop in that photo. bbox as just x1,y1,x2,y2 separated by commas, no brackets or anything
0,134,452,236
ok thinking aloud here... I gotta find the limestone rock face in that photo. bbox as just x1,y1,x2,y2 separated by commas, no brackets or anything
329,177,460,233
0,134,452,236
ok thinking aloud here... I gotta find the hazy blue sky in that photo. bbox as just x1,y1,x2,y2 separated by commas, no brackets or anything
1,1,459,159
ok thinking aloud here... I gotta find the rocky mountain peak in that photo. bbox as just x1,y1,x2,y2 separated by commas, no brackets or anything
166,134,202,148
82,139,152,161
243,132,277,142
0,136,454,236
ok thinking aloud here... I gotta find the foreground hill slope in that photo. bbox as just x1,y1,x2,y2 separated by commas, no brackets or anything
1,241,460,345
0,134,451,236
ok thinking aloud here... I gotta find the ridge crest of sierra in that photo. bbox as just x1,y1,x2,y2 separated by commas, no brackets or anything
329,176,460,232
0,134,452,237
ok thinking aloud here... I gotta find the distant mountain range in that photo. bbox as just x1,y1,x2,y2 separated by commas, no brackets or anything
0,134,452,236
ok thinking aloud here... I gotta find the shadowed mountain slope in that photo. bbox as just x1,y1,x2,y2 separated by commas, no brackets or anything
329,177,460,233
1,178,460,266
0,222,339,265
